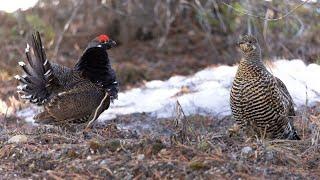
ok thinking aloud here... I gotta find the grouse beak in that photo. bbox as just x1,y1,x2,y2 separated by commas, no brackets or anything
108,40,117,48
237,40,244,47
239,43,247,50
239,42,255,53
104,39,117,50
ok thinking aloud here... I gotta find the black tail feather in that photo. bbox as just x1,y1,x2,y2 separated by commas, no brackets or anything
16,31,54,105
18,61,32,76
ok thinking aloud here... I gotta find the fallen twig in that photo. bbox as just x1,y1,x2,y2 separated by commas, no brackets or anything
86,91,109,129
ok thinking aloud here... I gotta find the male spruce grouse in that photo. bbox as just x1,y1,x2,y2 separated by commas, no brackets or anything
230,35,300,140
15,32,118,126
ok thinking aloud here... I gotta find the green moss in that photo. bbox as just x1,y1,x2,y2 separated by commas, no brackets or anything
88,140,102,152
189,161,207,170
219,2,244,32
66,149,79,159
197,140,210,152
105,139,121,152
10,26,19,38
315,57,320,65
26,14,44,29
26,14,55,41
152,140,165,154
116,62,148,84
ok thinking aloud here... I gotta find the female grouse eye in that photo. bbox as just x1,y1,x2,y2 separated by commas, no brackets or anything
248,40,252,44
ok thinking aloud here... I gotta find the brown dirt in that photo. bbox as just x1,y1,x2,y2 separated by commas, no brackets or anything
0,105,319,179
0,1,320,178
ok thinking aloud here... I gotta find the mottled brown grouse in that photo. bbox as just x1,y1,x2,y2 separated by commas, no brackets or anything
230,35,300,140
16,32,118,125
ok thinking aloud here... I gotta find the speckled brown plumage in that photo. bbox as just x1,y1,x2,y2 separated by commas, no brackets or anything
230,35,300,140
16,32,118,125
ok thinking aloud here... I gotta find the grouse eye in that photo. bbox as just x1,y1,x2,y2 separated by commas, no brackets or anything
248,40,252,44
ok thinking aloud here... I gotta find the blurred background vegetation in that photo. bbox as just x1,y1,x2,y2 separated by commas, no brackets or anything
0,0,319,89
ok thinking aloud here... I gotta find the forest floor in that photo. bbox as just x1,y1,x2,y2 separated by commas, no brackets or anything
0,24,319,179
0,104,319,179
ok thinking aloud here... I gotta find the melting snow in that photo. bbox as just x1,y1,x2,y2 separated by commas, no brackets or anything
16,59,320,122
0,0,38,13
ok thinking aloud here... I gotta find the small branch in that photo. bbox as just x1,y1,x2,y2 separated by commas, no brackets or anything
4,106,9,129
210,0,227,32
100,2,127,16
157,0,178,48
176,100,187,123
86,91,109,129
246,0,253,35
53,0,84,58
293,14,305,37
221,0,309,21
263,8,273,53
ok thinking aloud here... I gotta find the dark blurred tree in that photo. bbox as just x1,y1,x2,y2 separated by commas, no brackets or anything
0,0,319,83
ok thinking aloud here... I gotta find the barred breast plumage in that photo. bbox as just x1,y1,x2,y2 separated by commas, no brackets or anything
230,35,300,140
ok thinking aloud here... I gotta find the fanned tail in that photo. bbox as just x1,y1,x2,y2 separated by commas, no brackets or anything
15,31,55,105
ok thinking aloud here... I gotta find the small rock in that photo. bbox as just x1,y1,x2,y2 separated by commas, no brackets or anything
87,155,92,160
265,151,274,161
241,146,253,154
8,135,28,144
137,154,145,161
100,159,108,165
231,152,237,160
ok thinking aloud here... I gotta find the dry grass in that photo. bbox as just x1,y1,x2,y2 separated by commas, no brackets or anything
0,1,319,178
0,0,319,88
0,103,319,179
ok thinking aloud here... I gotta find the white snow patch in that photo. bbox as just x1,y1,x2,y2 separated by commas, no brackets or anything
16,59,320,123
0,100,13,115
268,60,320,106
98,59,320,121
16,107,39,123
0,0,38,13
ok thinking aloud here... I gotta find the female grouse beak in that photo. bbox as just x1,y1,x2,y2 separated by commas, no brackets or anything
237,40,244,47
237,38,256,52
239,43,248,50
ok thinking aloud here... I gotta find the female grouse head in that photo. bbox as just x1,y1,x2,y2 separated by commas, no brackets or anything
237,35,261,58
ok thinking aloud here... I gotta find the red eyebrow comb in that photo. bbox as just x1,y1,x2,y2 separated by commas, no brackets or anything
98,34,109,42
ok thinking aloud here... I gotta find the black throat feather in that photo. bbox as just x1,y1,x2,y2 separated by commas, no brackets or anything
75,47,116,88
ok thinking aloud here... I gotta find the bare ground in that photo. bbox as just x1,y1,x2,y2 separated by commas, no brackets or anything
0,1,320,178
0,104,319,179
0,34,319,179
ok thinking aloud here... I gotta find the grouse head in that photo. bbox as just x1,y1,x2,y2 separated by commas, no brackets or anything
75,34,117,88
90,34,117,50
237,35,260,55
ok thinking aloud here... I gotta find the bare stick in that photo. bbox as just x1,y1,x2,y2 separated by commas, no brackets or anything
211,0,226,32
53,0,84,58
222,0,309,21
86,91,109,129
4,106,9,129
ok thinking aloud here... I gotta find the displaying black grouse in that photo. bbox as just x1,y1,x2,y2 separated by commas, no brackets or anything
16,32,118,125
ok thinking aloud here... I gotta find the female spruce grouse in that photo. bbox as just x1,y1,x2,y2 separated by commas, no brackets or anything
230,35,300,140
16,32,118,125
